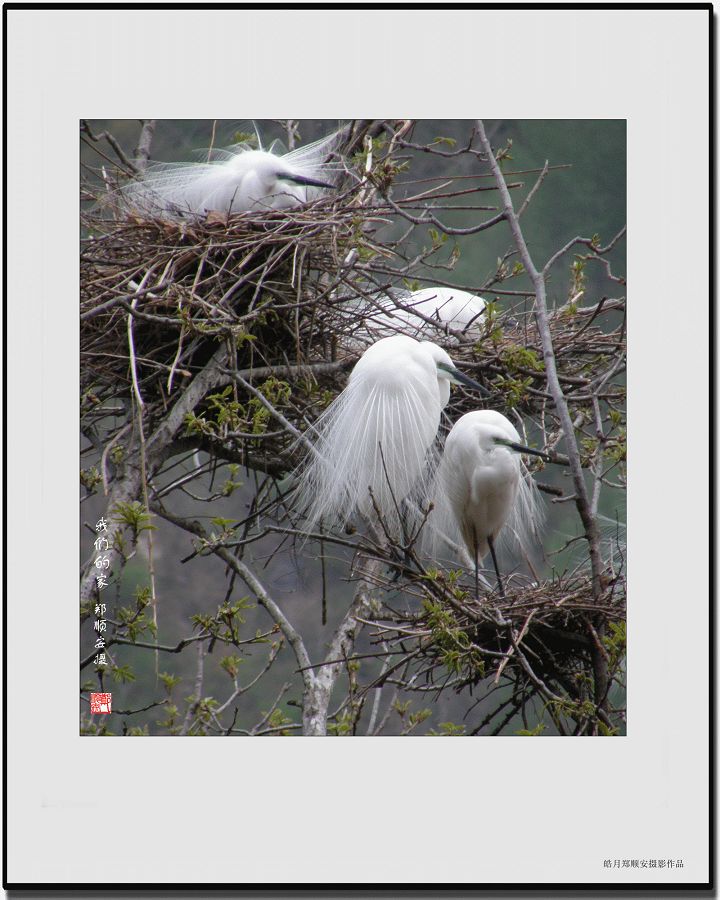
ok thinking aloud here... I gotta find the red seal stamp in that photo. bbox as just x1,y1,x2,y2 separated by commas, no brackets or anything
90,692,112,714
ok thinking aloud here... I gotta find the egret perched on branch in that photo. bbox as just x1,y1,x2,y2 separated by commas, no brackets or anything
295,334,488,536
351,287,486,346
425,410,546,598
119,130,341,219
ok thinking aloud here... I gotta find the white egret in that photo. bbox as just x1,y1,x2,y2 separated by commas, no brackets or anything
119,131,340,219
426,410,546,598
351,287,486,346
295,334,488,536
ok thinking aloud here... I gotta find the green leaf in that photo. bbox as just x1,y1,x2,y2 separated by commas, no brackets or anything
427,721,466,736
516,723,546,736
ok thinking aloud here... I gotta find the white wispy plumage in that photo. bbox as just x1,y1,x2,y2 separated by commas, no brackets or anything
350,287,486,347
561,512,626,577
118,130,342,219
423,410,544,590
295,335,486,536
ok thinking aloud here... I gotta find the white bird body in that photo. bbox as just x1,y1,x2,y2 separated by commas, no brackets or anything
441,411,523,561
120,132,339,219
425,410,543,592
350,287,486,347
296,335,482,534
390,287,486,333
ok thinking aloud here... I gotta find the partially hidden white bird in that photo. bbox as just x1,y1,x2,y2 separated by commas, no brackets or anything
295,334,489,537
119,130,340,219
352,287,486,346
425,410,546,598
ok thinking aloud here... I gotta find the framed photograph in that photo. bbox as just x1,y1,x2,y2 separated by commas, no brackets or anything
5,4,712,891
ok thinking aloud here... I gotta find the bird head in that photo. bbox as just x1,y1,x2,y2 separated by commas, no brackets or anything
272,155,335,196
225,150,334,209
492,435,552,461
423,342,489,408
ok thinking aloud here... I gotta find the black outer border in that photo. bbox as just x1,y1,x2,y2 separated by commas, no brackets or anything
2,2,714,894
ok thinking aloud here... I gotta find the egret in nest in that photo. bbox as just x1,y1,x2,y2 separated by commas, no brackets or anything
118,130,341,219
348,287,487,347
295,335,489,538
366,287,485,340
424,410,547,598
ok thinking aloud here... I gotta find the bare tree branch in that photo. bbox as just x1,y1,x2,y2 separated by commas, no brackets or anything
476,119,604,598
133,119,156,173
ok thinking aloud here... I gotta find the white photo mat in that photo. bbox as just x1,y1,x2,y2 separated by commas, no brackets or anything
5,5,710,887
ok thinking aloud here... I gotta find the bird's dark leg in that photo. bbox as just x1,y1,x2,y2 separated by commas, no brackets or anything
472,525,479,601
488,534,505,599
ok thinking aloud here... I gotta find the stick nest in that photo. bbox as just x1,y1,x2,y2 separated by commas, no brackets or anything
81,171,624,474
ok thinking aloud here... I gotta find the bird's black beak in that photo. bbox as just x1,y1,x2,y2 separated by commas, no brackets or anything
281,172,335,190
438,363,490,397
494,437,552,462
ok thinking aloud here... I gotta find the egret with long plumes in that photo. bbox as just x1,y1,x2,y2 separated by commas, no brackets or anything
425,410,546,598
119,131,340,219
295,335,488,536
